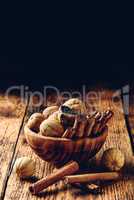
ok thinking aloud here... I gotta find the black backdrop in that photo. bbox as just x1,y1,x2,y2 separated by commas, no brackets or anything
0,56,133,90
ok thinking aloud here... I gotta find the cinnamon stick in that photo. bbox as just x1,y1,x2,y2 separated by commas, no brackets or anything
87,111,98,119
62,127,74,138
64,172,121,184
94,112,101,120
76,116,87,138
62,116,79,138
90,112,102,135
29,161,79,194
85,118,95,137
99,110,114,132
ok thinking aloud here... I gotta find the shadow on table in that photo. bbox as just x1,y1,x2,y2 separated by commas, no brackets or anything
21,158,134,198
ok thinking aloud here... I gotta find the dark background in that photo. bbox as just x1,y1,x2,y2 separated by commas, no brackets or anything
0,56,132,91
0,0,132,91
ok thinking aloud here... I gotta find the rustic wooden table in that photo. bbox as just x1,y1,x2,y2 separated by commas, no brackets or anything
0,89,134,200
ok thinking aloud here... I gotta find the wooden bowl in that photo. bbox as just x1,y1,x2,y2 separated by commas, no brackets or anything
24,125,108,166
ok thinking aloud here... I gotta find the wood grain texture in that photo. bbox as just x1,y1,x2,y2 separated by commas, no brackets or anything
25,124,108,166
123,91,134,153
93,90,134,200
0,95,27,200
1,90,134,200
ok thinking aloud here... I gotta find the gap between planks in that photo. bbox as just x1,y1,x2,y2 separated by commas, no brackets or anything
0,97,29,200
121,91,134,154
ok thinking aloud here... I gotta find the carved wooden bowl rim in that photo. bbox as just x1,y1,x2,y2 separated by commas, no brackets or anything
24,125,108,144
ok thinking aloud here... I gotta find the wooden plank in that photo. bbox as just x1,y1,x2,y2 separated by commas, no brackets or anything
94,90,134,200
0,95,27,200
2,96,51,200
122,90,134,153
3,90,134,200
